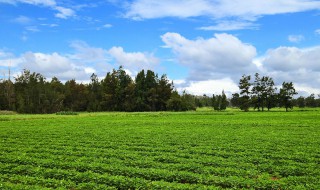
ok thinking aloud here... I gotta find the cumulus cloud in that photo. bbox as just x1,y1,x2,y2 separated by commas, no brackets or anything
175,78,239,96
108,46,159,73
161,32,257,81
288,35,305,43
21,52,92,80
260,46,320,89
125,0,320,20
0,42,161,81
54,6,76,19
263,46,320,72
70,41,110,64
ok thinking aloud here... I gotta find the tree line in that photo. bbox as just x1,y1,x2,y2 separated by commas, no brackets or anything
0,67,205,113
1,68,319,113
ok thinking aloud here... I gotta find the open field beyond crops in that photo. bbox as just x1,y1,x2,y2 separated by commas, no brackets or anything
0,109,319,189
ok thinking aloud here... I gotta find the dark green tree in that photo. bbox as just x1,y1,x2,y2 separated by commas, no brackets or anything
279,82,297,112
305,94,317,107
166,90,182,111
296,96,305,108
239,75,251,111
64,79,89,111
230,93,240,108
181,91,196,111
265,76,277,111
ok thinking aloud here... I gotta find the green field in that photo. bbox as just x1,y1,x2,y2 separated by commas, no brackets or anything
0,109,319,189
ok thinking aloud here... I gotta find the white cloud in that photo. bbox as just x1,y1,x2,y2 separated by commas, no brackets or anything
0,0,56,6
199,20,258,31
0,0,75,19
103,24,113,28
315,29,320,35
175,78,239,96
0,42,162,81
125,0,211,20
125,0,320,20
70,41,109,64
12,15,32,24
125,0,320,31
260,46,320,89
25,26,40,32
54,6,76,19
0,50,22,67
263,46,320,72
161,32,257,81
108,46,159,73
288,35,304,43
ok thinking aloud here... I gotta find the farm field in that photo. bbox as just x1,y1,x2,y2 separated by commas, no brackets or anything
0,109,320,189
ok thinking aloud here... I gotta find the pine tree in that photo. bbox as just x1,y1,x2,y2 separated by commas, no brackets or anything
239,75,251,112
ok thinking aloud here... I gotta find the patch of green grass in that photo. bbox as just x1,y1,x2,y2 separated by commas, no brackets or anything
56,111,79,115
0,110,319,189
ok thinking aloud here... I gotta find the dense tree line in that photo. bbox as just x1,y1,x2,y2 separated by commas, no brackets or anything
231,73,300,112
0,67,196,113
1,68,319,113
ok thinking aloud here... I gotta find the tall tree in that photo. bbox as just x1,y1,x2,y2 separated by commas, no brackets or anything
181,91,196,111
87,73,101,112
14,70,48,113
265,76,277,111
134,70,148,111
279,82,297,112
239,75,251,112
230,93,240,108
156,74,173,111
251,73,263,111
220,90,228,110
213,90,228,111
64,79,89,111
166,90,182,111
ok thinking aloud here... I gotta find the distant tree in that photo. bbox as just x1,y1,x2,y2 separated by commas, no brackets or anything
156,74,173,111
14,70,48,113
305,94,317,108
134,69,148,111
48,77,65,113
213,95,222,111
211,94,216,108
145,70,158,111
166,91,182,111
296,96,306,108
265,76,277,111
101,69,119,111
279,82,297,112
181,91,196,111
0,79,14,110
230,93,240,108
239,75,251,112
87,73,102,112
220,90,228,110
64,79,89,111
251,73,263,111
213,90,228,111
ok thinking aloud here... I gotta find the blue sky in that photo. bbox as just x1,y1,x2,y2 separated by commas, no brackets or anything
1,0,320,96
